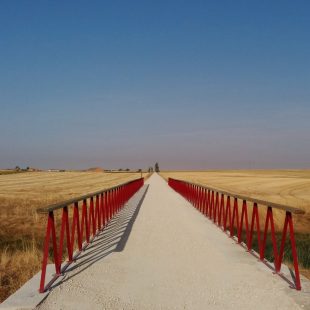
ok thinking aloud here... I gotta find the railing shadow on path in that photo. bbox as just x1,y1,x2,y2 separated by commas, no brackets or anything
49,184,149,290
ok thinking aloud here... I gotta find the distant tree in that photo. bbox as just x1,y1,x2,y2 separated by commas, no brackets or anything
148,167,153,173
138,169,142,172
118,168,123,171
26,166,30,171
155,162,160,172
15,166,21,171
125,168,130,171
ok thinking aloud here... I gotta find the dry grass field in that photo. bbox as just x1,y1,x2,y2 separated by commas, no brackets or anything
0,170,23,175
0,171,149,302
160,170,310,278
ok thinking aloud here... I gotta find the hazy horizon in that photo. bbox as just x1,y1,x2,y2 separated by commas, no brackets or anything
1,1,309,170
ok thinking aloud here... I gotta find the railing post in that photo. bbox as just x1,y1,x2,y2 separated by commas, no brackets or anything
39,211,53,293
58,206,71,267
278,212,301,290
238,200,249,244
223,196,231,232
248,202,261,253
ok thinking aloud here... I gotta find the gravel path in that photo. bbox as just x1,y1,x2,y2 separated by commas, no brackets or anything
38,173,305,310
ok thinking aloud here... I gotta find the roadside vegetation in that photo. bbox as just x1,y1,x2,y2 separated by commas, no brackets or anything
0,170,26,175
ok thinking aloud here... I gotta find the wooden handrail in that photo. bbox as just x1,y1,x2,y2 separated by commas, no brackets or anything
37,178,144,214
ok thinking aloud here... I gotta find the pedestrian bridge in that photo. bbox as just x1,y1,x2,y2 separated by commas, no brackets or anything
1,174,309,310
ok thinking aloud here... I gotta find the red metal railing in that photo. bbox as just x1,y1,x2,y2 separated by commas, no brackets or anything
168,178,305,290
37,177,144,293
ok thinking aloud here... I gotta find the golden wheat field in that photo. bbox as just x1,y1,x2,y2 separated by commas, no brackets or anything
0,171,148,302
160,170,310,233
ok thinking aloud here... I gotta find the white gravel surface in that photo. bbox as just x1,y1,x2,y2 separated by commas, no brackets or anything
37,173,307,310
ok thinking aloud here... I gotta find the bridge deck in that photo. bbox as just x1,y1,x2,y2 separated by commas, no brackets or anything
38,174,306,310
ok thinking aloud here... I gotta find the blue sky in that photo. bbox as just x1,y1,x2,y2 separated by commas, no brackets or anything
1,1,309,170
